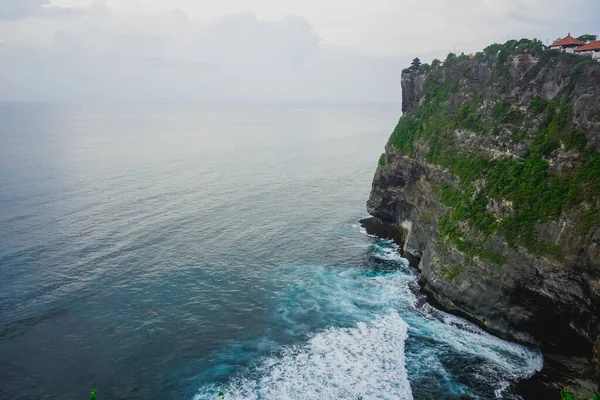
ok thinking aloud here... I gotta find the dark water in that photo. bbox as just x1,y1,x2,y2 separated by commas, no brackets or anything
0,103,540,400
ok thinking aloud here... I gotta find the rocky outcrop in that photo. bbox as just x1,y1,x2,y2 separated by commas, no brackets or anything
595,339,600,382
366,41,600,398
401,72,425,114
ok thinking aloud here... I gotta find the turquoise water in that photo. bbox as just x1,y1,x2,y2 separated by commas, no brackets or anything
0,103,541,399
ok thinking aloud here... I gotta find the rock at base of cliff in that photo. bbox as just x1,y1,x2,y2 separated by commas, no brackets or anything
359,217,422,269
515,354,599,400
359,217,406,245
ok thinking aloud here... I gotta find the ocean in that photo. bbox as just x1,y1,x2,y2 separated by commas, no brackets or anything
0,103,541,400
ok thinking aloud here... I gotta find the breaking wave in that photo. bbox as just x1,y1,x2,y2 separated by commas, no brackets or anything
193,237,541,399
194,313,412,400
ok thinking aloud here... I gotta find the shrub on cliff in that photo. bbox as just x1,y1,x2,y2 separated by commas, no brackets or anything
483,39,543,57
560,388,600,400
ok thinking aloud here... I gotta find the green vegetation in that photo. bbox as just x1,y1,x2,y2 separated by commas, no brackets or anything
445,52,457,63
378,153,387,167
378,153,390,173
438,212,508,264
419,63,431,73
421,211,434,223
455,98,483,131
439,264,462,281
392,40,600,260
483,38,543,57
576,34,598,43
560,387,600,400
90,388,97,400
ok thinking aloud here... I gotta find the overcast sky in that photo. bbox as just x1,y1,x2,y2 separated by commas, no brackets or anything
0,0,598,102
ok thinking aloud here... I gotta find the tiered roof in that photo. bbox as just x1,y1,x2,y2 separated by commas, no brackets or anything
574,40,600,52
550,35,584,48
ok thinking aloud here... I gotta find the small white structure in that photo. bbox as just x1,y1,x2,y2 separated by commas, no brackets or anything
574,40,600,61
549,34,585,53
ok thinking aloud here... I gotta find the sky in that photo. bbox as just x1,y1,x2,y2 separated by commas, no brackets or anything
0,0,598,102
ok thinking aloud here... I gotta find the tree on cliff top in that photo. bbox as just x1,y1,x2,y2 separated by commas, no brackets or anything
577,34,598,43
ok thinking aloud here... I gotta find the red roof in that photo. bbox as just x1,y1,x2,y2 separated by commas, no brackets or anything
574,40,600,52
550,35,584,47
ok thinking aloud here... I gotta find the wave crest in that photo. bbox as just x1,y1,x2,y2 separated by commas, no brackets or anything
194,312,413,400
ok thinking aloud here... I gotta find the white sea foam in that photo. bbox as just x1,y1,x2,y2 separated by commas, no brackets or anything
494,380,511,398
353,223,408,263
194,312,413,400
416,303,543,381
404,291,543,398
194,240,542,399
352,222,378,238
370,241,410,264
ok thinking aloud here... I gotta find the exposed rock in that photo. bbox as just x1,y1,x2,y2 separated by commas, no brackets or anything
595,338,600,383
516,354,598,400
359,216,406,245
549,147,585,178
486,198,515,219
401,73,425,114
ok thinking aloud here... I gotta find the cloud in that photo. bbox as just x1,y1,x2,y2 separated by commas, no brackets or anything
0,0,598,102
0,8,405,102
0,0,81,20
197,13,320,67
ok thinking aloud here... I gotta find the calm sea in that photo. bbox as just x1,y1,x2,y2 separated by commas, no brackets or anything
0,103,541,400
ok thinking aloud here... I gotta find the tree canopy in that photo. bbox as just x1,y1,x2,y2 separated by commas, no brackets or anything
576,34,598,43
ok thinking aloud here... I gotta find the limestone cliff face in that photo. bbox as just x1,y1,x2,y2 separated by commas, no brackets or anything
401,72,425,114
367,41,600,396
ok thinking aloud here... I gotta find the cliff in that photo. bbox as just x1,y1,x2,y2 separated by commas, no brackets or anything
365,39,600,398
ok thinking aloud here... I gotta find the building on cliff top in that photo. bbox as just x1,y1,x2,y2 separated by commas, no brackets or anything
549,34,585,53
574,40,600,60
409,57,421,69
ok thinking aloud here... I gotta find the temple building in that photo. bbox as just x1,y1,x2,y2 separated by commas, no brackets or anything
409,57,421,70
574,40,600,60
549,34,585,53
